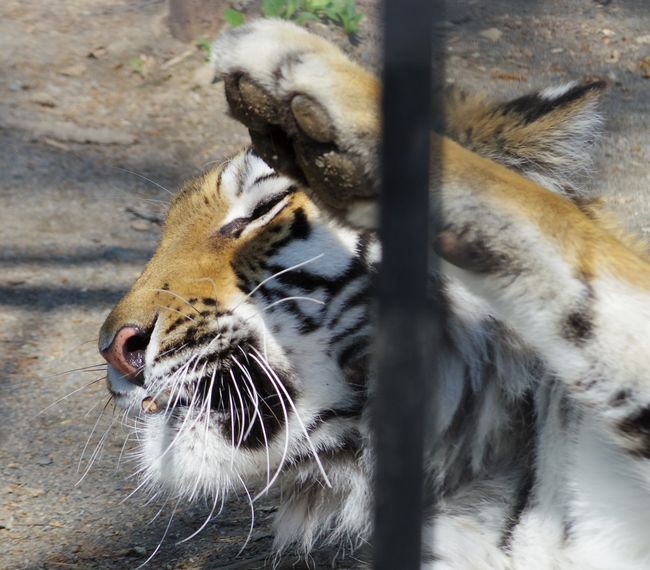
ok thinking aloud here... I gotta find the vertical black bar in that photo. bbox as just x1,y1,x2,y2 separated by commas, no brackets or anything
373,1,445,569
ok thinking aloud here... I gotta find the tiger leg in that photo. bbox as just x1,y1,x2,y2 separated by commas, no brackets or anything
435,141,650,461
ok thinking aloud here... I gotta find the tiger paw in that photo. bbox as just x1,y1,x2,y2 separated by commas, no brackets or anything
212,20,380,228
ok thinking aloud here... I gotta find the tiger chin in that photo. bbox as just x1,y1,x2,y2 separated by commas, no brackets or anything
99,20,650,570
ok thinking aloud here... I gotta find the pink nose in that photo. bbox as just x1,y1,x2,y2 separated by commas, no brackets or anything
100,326,148,386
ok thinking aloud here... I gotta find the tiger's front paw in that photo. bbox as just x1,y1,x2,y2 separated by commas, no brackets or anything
212,20,380,228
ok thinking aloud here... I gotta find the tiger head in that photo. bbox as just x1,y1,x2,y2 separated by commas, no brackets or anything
99,149,374,500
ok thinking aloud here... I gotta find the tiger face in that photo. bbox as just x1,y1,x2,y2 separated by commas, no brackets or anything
99,149,374,499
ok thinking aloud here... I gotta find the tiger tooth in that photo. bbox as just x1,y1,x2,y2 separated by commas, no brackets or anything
141,397,159,414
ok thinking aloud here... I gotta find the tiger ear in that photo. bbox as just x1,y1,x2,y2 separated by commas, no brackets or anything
446,81,607,199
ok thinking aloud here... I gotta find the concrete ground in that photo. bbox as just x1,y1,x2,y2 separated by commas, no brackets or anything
1,0,649,568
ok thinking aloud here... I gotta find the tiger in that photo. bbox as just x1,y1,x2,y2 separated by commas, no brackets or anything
98,20,650,569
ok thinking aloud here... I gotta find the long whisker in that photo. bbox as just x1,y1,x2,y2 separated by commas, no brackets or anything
200,157,230,171
230,368,248,450
45,363,107,378
244,372,272,489
135,500,179,570
156,304,196,322
83,394,108,418
186,362,210,501
152,288,201,314
78,407,118,484
235,473,256,558
232,358,261,442
36,376,105,417
245,253,324,299
237,348,290,501
249,346,331,489
116,166,174,197
194,368,218,498
228,388,236,469
261,296,325,311
192,276,220,298
176,490,220,544
76,396,113,479
146,497,170,526
116,431,133,472
76,397,115,485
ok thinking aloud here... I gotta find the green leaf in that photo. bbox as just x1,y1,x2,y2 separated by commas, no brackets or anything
297,10,318,23
308,0,330,9
322,5,338,20
262,0,286,17
223,8,246,27
343,11,362,35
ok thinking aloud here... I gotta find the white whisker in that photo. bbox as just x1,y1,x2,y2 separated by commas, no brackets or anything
135,499,179,570
235,473,256,557
37,376,105,417
234,351,271,488
230,368,248,450
249,346,331,489
76,396,113,480
153,288,201,314
156,304,196,322
245,253,324,299
176,490,220,544
116,432,132,472
238,349,290,501
77,402,117,485
262,296,325,311
116,166,174,197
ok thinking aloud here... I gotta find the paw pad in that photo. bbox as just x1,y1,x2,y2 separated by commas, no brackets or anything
290,95,335,143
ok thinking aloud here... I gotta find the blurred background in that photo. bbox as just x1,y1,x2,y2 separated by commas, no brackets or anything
1,0,649,568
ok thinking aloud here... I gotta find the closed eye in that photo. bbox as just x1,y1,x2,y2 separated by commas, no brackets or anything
218,188,294,238
250,189,293,220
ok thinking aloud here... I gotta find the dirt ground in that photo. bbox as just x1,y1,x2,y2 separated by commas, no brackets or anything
1,1,649,569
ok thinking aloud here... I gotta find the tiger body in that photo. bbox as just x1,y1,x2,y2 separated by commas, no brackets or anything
99,21,650,569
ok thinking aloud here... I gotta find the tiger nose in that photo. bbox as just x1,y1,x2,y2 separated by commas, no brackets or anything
100,326,148,386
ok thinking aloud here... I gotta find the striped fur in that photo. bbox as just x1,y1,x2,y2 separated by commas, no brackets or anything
99,20,650,569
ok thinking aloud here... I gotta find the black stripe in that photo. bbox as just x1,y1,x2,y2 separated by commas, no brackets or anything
289,432,361,466
216,165,225,195
498,81,606,125
249,188,293,220
310,405,363,429
252,172,278,187
329,317,368,347
327,281,372,331
289,207,311,239
499,465,535,551
618,405,650,459
337,337,369,369
499,391,537,550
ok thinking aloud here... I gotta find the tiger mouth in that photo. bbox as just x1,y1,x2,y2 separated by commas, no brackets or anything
143,354,294,447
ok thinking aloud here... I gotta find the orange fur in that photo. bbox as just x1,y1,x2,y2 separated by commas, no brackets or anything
440,135,650,288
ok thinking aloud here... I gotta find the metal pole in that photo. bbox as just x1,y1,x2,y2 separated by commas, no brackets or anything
373,1,445,568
